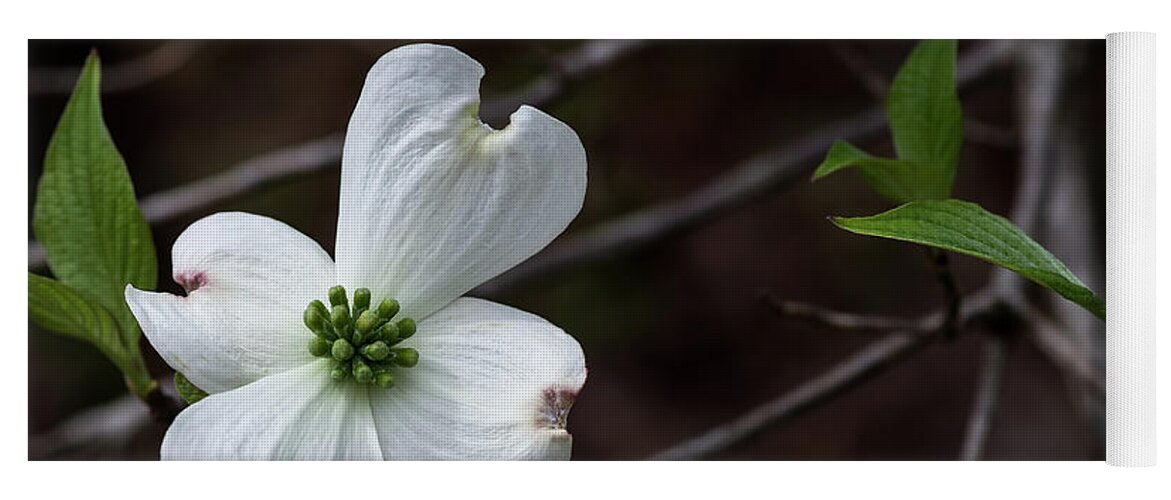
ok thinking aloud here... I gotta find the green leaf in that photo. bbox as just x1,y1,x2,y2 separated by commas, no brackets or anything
32,52,157,345
832,200,1105,320
812,40,962,204
813,140,930,203
28,272,154,396
885,39,962,196
174,372,207,405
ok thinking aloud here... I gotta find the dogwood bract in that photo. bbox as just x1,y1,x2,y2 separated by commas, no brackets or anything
125,44,588,460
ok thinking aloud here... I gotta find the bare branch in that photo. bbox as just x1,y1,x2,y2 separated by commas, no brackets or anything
652,330,927,460
829,43,889,99
149,133,346,227
660,332,922,461
1041,54,1107,439
763,293,924,332
653,290,999,460
28,40,648,270
29,379,181,460
29,41,205,96
29,393,147,460
959,335,1009,460
829,41,1016,149
1026,305,1105,394
27,132,345,269
480,40,646,123
990,40,1067,304
995,41,1103,399
1008,41,1066,234
959,42,1099,459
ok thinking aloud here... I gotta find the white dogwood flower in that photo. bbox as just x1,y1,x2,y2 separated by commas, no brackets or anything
125,44,588,460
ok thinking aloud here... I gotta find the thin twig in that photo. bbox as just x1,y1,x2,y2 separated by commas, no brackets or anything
996,41,1104,395
1016,41,1105,444
480,40,646,125
652,330,927,460
1026,305,1105,393
992,40,1066,298
829,43,889,98
1006,42,1064,235
653,289,1000,460
27,132,345,270
828,41,1017,149
1041,45,1106,440
959,335,1009,460
958,41,1106,461
28,40,648,270
29,41,205,96
29,378,181,460
763,293,923,332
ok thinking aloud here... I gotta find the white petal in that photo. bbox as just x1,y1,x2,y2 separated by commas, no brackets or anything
336,44,587,320
369,298,587,460
126,212,335,394
162,360,382,460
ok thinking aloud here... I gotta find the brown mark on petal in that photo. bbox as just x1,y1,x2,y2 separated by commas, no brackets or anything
537,387,578,430
175,271,208,295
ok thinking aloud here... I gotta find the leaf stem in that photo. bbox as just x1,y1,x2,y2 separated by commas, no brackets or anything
928,249,963,339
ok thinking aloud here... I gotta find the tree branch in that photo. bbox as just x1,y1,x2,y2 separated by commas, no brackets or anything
653,289,1000,460
1025,305,1105,393
480,40,646,124
1041,51,1107,442
763,293,924,332
828,41,1017,149
829,43,889,99
30,41,205,96
652,330,927,460
994,41,1104,398
959,334,1009,460
29,378,182,460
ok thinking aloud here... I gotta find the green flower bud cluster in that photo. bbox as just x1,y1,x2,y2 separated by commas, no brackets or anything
304,285,419,387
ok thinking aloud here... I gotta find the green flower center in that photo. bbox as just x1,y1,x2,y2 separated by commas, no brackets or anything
303,285,418,388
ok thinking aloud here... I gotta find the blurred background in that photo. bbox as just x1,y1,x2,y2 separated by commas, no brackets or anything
28,40,1105,460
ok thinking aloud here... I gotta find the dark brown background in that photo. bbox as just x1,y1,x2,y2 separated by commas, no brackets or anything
28,40,1105,460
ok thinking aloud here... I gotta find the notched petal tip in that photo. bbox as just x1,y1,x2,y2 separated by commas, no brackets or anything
174,271,208,294
537,386,580,431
